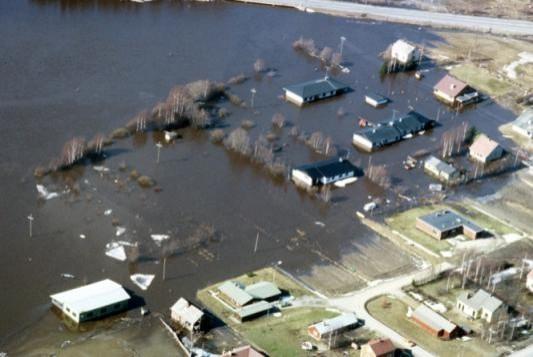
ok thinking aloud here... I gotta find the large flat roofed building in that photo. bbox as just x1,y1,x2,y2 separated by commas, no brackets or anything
411,305,459,340
283,77,350,106
416,210,484,240
50,279,130,323
291,157,358,187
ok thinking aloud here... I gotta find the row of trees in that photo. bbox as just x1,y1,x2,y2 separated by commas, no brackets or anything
292,37,342,68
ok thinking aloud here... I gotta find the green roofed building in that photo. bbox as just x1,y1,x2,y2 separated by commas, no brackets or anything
283,77,350,106
218,281,253,307
237,301,273,322
245,281,282,301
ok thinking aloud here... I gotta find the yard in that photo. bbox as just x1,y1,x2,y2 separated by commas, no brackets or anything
367,295,499,357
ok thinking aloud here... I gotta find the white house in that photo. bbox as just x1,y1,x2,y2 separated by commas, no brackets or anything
50,279,130,323
170,297,205,333
456,289,504,323
307,313,359,341
469,135,503,163
424,156,459,182
512,109,533,139
390,39,420,65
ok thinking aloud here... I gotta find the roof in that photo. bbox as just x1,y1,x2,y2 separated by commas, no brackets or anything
309,313,358,335
412,305,457,333
294,158,357,181
283,77,350,98
418,210,483,233
512,109,533,132
424,156,457,176
244,281,281,300
458,289,503,313
222,345,264,357
237,300,272,318
470,135,501,158
366,338,396,356
434,74,470,98
392,39,416,54
50,279,130,315
219,281,253,306
170,297,204,324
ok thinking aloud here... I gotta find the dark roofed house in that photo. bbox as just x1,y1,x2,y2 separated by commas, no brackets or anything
416,210,484,240
283,77,350,106
352,111,432,152
291,157,358,188
410,305,459,340
433,74,478,106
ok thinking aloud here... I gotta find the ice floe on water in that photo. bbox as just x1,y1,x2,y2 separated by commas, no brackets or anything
36,184,60,200
130,274,155,290
105,241,136,261
150,234,170,246
115,226,126,237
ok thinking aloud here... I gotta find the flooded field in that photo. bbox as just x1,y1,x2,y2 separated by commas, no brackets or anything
0,0,521,353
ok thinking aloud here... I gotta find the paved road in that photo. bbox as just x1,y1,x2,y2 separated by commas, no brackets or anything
232,0,533,35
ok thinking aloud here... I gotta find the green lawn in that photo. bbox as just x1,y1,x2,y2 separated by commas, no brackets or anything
450,64,513,97
448,203,517,236
367,296,498,357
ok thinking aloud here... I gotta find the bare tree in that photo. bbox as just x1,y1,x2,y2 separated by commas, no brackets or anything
367,164,392,189
331,52,342,67
253,58,266,73
271,113,286,128
319,47,333,63
60,137,86,167
292,37,317,56
224,128,251,155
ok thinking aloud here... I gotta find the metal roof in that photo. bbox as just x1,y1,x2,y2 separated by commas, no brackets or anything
424,156,457,176
283,77,350,98
458,289,503,313
309,313,358,335
237,300,272,318
392,39,416,55
170,297,204,325
244,281,281,300
294,158,357,181
412,305,456,333
418,210,483,233
50,279,130,315
219,281,254,306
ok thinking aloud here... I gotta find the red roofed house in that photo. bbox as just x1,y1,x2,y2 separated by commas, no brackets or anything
222,345,264,357
469,135,503,163
361,338,396,357
433,74,478,106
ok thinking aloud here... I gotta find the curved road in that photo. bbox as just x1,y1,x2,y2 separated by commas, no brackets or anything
233,0,533,35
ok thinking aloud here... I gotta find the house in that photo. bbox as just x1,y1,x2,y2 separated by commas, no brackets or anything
390,39,421,65
307,313,359,341
527,270,533,292
222,345,264,357
410,305,459,340
456,289,504,323
50,279,130,323
469,135,503,163
361,338,396,357
244,281,282,301
423,156,459,182
352,111,433,151
237,300,273,322
416,210,484,240
291,157,358,187
433,74,479,106
218,281,254,307
511,109,533,139
170,297,205,333
283,77,350,106
365,93,389,108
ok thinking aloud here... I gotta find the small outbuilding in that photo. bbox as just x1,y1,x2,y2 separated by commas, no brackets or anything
410,305,459,340
361,338,396,357
390,39,421,65
291,157,358,188
244,281,282,301
511,109,533,139
218,281,254,307
469,135,503,163
423,156,459,183
456,289,504,323
308,313,359,341
416,210,484,240
170,297,205,333
237,300,273,322
283,77,350,106
50,279,130,323
433,74,479,106
365,93,389,108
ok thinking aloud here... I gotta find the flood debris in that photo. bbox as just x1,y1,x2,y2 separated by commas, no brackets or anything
79,234,86,239
61,273,75,279
314,221,326,227
151,234,170,246
104,209,113,216
93,165,110,173
36,184,59,200
137,175,155,188
105,242,127,261
115,226,126,237
164,130,178,142
363,202,377,212
130,274,155,290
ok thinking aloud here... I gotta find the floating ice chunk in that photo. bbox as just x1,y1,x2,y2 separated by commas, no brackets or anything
104,209,113,216
334,177,357,187
116,226,126,237
79,234,86,239
164,131,178,142
93,166,110,173
130,274,155,290
314,221,325,227
151,234,170,246
36,184,60,200
363,202,377,212
105,242,127,261
61,273,75,279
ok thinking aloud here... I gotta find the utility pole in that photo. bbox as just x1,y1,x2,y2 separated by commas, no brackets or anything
27,214,34,238
156,142,163,164
340,36,346,58
250,88,256,109
254,233,259,253
162,257,167,281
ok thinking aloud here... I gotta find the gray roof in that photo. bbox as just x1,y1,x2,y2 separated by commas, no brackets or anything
418,210,483,233
412,305,456,333
309,313,358,335
237,300,273,318
425,156,457,176
219,281,253,306
512,109,533,132
244,281,281,300
458,289,503,313
283,77,349,98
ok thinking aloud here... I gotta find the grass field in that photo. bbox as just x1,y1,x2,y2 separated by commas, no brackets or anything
367,296,499,357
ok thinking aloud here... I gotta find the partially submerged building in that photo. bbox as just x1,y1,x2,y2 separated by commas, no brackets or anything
423,156,459,183
469,135,503,163
433,74,479,106
352,111,433,151
456,289,504,323
50,279,130,323
390,39,421,66
170,297,205,333
291,157,358,187
307,313,359,341
361,338,396,357
244,281,282,301
511,109,533,139
416,210,484,240
283,77,350,106
365,93,389,108
410,305,459,340
218,281,254,307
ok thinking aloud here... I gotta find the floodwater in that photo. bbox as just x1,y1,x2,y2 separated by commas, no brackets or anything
0,0,518,353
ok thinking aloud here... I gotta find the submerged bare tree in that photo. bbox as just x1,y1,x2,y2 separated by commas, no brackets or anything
292,37,318,56
319,46,333,63
271,113,286,128
367,164,392,189
224,128,251,155
60,137,86,168
253,58,267,73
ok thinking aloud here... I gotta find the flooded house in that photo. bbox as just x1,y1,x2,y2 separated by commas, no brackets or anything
456,289,504,323
469,134,503,163
511,109,533,139
291,157,358,187
409,305,459,340
433,74,479,106
361,338,396,357
170,297,205,333
307,313,359,341
423,156,459,182
416,210,484,240
390,39,421,66
352,111,433,152
364,93,389,108
282,76,350,106
50,279,130,323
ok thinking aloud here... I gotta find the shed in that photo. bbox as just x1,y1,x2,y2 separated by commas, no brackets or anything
411,305,458,340
237,301,273,322
390,39,420,65
456,289,503,323
365,93,389,108
416,209,484,240
291,157,358,187
170,297,205,332
218,281,254,307
361,338,396,357
469,135,503,163
244,281,282,301
433,74,478,106
283,77,350,106
50,279,130,323
307,313,359,340
423,156,459,182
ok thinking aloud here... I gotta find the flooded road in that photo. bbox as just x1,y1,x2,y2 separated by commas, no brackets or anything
0,0,518,353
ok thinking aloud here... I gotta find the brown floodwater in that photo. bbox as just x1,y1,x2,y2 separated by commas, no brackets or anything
0,0,519,353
